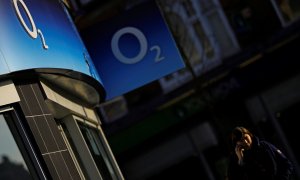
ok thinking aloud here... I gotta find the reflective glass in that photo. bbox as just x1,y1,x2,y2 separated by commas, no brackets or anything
0,114,32,180
78,123,118,180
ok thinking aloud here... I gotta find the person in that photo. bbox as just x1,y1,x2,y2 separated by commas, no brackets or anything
226,126,294,180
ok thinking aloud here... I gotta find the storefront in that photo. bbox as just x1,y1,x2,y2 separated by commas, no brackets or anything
0,0,123,179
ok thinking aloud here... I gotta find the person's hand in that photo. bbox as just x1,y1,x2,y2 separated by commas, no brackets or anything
235,144,244,165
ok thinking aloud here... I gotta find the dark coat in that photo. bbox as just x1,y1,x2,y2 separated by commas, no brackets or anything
227,136,294,180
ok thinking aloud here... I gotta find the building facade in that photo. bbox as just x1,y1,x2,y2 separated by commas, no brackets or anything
0,0,123,179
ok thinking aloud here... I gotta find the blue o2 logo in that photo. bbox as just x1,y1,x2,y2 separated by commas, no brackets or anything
111,27,164,64
13,0,48,50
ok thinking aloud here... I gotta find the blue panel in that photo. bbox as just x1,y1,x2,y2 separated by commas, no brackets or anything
81,1,185,100
0,0,102,85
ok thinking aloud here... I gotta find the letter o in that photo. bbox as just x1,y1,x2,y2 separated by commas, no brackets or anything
111,27,147,64
13,0,37,39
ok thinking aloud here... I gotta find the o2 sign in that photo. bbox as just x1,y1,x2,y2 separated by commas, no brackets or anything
81,0,185,99
13,0,48,50
111,27,164,64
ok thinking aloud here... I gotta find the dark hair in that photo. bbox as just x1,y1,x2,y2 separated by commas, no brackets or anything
231,127,253,148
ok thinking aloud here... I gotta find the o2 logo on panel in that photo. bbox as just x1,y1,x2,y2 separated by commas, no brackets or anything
13,0,49,50
111,27,164,64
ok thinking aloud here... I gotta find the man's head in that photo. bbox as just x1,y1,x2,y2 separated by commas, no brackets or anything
231,127,253,150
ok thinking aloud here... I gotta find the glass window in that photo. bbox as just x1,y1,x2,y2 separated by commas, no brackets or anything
59,123,87,179
181,0,196,17
199,0,215,12
273,0,300,25
207,11,239,58
193,21,215,59
0,114,32,180
78,122,118,180
59,115,122,180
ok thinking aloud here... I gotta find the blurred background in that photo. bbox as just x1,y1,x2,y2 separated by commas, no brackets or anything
62,0,300,179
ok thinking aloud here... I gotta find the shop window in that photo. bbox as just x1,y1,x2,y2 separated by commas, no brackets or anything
58,123,87,179
0,114,32,179
78,122,117,180
59,115,121,180
0,108,46,180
